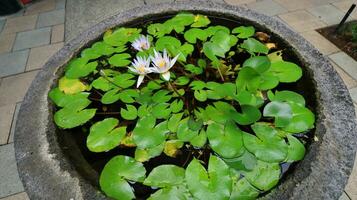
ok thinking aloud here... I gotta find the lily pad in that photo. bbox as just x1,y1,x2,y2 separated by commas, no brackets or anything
108,53,132,67
269,61,302,83
133,117,169,149
286,134,306,162
144,165,185,187
206,122,245,158
241,38,269,54
100,155,146,200
58,77,88,94
185,156,232,200
263,101,292,127
121,105,138,120
184,28,208,43
230,178,260,200
244,160,280,191
232,26,255,39
243,123,288,163
87,118,126,152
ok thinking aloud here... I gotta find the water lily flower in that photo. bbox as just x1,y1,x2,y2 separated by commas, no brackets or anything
132,35,150,51
128,56,152,88
150,49,179,81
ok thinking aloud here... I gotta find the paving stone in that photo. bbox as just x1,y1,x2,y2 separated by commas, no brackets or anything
65,0,144,41
55,0,66,9
37,9,65,28
224,0,256,5
247,0,287,16
51,24,64,43
332,0,357,20
329,52,357,81
330,60,357,89
24,0,56,16
307,4,345,25
0,104,16,145
0,192,29,200
13,27,51,51
0,33,16,54
8,103,21,144
345,152,357,200
0,144,24,197
26,42,63,71
0,50,29,77
0,70,39,107
339,192,351,200
301,31,339,55
1,15,37,34
0,19,5,32
273,0,330,11
278,10,326,33
349,87,357,104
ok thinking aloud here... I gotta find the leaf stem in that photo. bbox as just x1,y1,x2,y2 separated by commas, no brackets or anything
216,65,225,82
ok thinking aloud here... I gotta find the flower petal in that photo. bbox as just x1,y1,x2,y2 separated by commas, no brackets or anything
137,75,145,88
162,71,171,81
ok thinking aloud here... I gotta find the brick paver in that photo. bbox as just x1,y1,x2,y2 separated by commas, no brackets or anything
0,50,29,77
0,144,24,197
36,9,65,28
0,0,357,199
13,27,51,51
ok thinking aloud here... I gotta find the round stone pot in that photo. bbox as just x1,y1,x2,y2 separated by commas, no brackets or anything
14,1,357,200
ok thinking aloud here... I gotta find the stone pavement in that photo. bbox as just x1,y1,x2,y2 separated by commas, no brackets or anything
0,0,356,199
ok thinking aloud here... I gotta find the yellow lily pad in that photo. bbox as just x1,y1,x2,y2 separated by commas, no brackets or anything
59,76,88,94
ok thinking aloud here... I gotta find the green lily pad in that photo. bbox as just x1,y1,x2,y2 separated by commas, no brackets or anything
152,103,172,119
170,99,184,113
268,90,306,106
148,186,190,200
54,97,96,129
91,77,114,91
152,90,172,103
194,90,207,102
190,80,206,90
101,88,121,104
133,117,169,149
263,101,292,127
269,61,302,83
100,155,146,200
49,87,89,107
191,14,211,27
135,143,164,162
121,105,138,120
223,150,257,172
232,26,255,39
177,118,199,142
64,57,98,79
286,135,306,162
185,156,232,200
207,122,245,158
190,129,207,148
87,118,126,152
108,53,132,67
282,102,315,133
242,56,270,74
243,123,288,163
156,36,181,51
144,165,185,187
241,38,269,54
103,27,141,46
230,177,260,200
244,160,280,191
185,64,203,74
168,113,184,133
175,76,190,86
112,73,136,88
184,28,208,43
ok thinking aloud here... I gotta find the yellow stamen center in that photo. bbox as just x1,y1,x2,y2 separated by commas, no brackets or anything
137,65,146,73
140,42,147,49
157,59,166,68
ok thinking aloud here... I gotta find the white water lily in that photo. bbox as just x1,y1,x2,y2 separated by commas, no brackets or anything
128,56,152,88
131,35,150,51
150,49,179,81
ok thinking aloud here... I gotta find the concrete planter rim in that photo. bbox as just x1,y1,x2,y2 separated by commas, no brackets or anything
14,1,357,199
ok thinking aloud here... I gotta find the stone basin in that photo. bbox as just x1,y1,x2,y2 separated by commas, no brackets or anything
14,1,357,199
